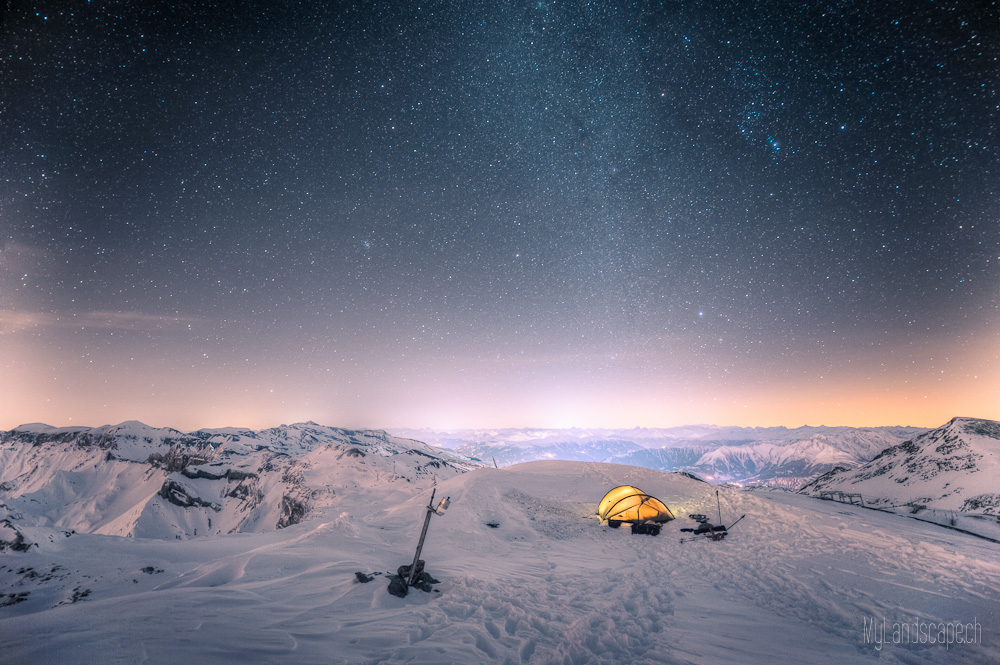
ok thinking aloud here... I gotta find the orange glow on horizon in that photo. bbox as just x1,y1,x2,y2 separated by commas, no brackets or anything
3,320,997,432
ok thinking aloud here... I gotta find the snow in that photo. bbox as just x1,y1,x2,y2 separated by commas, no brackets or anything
0,422,478,539
393,425,925,450
2,460,997,664
802,417,1000,539
394,425,926,488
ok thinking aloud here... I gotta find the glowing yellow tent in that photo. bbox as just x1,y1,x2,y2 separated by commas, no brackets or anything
598,486,675,526
597,485,645,520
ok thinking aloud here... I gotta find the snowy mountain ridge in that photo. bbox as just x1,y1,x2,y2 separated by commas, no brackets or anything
394,424,926,488
391,423,923,448
800,417,1000,530
0,421,478,543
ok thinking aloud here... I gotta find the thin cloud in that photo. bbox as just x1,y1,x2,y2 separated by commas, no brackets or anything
0,240,49,275
0,309,202,334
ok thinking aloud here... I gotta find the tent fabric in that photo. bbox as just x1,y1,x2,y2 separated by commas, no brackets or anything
598,486,676,525
597,485,645,520
605,493,674,524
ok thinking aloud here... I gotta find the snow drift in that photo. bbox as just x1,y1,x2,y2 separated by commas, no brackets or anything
2,457,998,663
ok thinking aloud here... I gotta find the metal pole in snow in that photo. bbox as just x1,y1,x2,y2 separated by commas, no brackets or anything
406,488,436,586
716,490,722,526
726,514,746,531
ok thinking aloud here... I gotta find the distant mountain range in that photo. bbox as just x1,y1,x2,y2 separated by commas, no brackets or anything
390,424,926,488
800,417,1000,519
3,418,997,550
0,421,476,545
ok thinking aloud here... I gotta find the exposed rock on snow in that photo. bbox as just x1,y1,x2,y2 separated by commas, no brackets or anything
0,421,479,540
801,417,1000,528
157,480,221,511
0,519,33,552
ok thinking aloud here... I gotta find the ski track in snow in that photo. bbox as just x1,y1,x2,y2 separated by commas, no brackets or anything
1,461,998,664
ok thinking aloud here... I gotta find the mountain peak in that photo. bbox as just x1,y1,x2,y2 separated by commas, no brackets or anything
801,417,1000,516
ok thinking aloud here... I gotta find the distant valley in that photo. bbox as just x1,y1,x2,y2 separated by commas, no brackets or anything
390,424,927,489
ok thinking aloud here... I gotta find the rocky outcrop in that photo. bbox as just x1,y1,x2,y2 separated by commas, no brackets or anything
0,519,34,552
277,495,307,528
158,481,221,511
800,417,1000,515
0,421,479,539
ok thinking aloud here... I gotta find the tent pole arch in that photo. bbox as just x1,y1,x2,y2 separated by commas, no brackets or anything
597,485,645,520
603,492,675,524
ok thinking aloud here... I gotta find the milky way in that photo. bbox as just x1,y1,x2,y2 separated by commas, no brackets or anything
2,1,998,429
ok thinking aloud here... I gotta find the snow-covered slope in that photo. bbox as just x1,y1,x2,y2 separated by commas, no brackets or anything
674,432,898,488
800,417,1000,539
801,417,1000,517
395,425,925,488
1,461,997,664
0,421,478,541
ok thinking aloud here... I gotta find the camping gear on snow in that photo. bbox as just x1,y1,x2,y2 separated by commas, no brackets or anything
630,523,661,536
679,491,745,543
389,488,450,597
597,486,675,531
680,520,741,542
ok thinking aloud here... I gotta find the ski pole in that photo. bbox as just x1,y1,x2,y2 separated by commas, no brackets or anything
726,514,746,532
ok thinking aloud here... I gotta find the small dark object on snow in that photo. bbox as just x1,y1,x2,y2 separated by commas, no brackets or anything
694,522,727,535
607,519,622,528
387,570,440,597
397,559,425,581
485,521,500,528
631,523,661,536
387,575,409,598
680,514,746,542
688,514,708,523
355,572,374,583
680,522,726,538
409,571,440,592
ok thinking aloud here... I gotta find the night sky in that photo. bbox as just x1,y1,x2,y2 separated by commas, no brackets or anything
2,1,998,431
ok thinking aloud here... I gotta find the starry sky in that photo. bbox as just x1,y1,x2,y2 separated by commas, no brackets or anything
2,0,998,431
